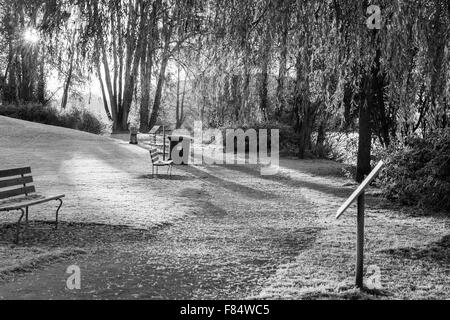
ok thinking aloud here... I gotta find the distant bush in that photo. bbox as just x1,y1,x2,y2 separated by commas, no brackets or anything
218,121,297,156
0,103,106,135
325,132,359,164
378,129,450,213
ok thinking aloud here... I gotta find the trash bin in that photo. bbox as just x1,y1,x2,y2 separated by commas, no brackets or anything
129,127,138,145
168,135,192,165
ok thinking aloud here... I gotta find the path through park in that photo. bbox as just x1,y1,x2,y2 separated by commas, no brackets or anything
0,116,448,299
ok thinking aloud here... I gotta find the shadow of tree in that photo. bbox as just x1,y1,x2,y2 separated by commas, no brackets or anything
136,174,195,181
380,234,450,264
176,165,278,200
215,163,354,197
0,221,163,247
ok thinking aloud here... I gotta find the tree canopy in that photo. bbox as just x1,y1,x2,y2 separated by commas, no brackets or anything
0,0,448,178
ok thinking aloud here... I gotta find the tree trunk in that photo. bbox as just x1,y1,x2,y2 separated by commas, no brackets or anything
297,100,316,159
100,38,118,128
356,94,372,182
176,65,181,128
149,53,169,129
96,61,112,121
139,0,159,132
149,20,173,129
180,75,187,126
276,3,289,118
61,54,74,109
315,120,326,158
139,53,152,132
259,24,271,121
356,33,383,182
37,54,45,104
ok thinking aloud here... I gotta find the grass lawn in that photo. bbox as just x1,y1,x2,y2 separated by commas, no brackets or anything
0,116,448,299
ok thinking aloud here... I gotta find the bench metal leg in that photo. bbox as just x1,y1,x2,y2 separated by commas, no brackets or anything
15,208,25,244
25,206,29,233
55,198,63,230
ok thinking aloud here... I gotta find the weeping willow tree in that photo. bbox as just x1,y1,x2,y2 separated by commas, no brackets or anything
326,0,450,180
0,0,48,104
1,0,448,168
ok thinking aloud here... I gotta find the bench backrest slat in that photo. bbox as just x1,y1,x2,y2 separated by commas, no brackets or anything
0,186,36,200
0,167,35,199
0,176,33,189
0,167,31,178
149,149,159,164
149,126,161,134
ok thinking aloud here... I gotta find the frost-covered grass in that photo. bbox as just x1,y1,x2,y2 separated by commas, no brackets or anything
0,117,448,299
255,158,449,300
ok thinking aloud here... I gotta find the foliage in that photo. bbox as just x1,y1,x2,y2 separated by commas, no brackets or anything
217,120,298,157
0,103,106,134
378,129,450,213
0,0,449,172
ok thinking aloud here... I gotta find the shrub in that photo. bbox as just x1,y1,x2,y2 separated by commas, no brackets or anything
325,132,359,164
0,103,106,135
378,129,450,213
219,121,296,156
63,108,105,134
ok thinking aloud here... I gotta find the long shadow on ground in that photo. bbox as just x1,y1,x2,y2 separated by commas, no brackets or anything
380,234,450,265
0,221,159,247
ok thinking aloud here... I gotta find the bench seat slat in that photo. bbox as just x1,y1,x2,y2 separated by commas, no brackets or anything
0,176,33,189
0,167,31,178
0,194,65,211
153,160,173,166
0,186,35,200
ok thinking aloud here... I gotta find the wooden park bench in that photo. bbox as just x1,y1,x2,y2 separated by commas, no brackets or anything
149,149,173,178
0,167,65,243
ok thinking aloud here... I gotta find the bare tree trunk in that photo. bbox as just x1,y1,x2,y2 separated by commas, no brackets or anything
139,46,152,132
259,36,270,121
259,8,273,121
120,1,143,130
96,61,112,121
149,19,173,129
139,0,159,132
176,65,181,128
356,94,372,182
315,119,327,158
180,74,187,125
297,100,316,159
149,53,170,129
276,4,290,118
61,61,73,109
100,38,118,128
37,53,45,104
61,33,76,109
356,34,382,182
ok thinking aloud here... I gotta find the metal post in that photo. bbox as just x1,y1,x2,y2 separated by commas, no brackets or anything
163,126,166,160
356,192,365,288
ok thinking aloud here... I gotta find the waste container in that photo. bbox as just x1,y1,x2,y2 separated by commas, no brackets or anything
168,135,192,165
129,127,138,145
